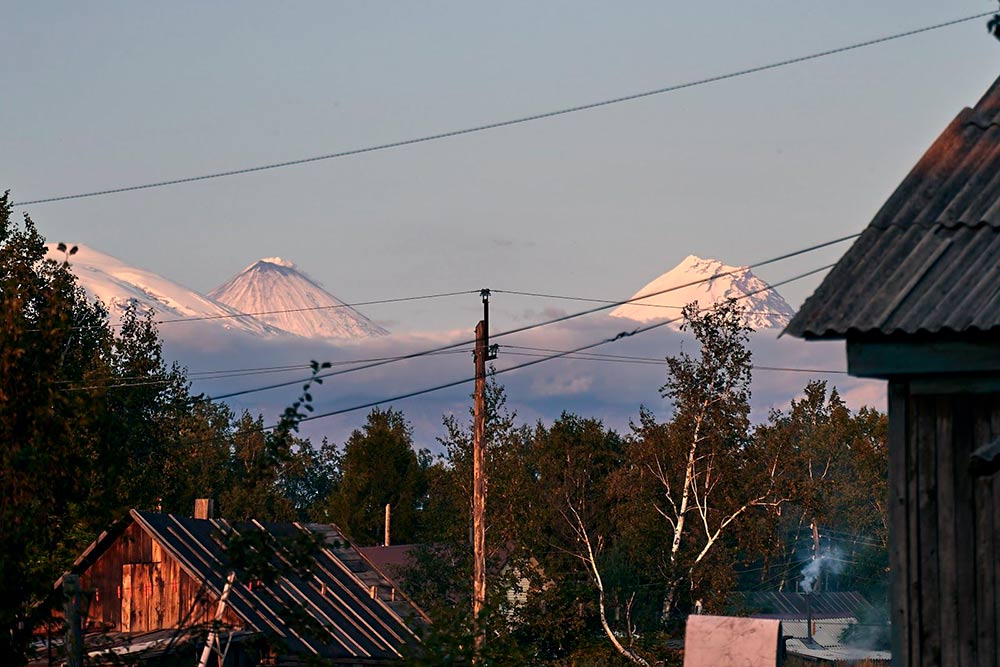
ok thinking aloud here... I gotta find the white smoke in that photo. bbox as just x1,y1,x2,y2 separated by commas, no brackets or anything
800,547,846,593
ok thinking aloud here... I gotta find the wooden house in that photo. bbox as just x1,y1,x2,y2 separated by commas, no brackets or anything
786,74,1000,666
49,502,428,665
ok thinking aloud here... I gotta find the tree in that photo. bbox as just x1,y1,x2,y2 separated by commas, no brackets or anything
619,301,790,621
0,192,246,664
324,408,425,545
744,382,887,596
529,413,649,665
0,193,114,663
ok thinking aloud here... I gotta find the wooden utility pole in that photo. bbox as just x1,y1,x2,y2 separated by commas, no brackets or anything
472,289,492,652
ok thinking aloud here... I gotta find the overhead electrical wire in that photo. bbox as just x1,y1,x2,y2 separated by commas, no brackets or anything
498,345,849,375
496,289,792,315
11,11,991,208
61,349,473,392
205,233,857,403
150,289,479,325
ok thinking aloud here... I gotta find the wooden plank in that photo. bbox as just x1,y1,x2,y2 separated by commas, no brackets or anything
150,562,164,629
953,398,978,667
911,377,1000,395
974,399,996,667
936,397,959,667
918,397,941,667
888,382,911,667
121,564,133,633
908,395,923,666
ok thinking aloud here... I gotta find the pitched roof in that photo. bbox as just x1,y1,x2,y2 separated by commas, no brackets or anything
62,510,428,663
786,75,1000,340
738,591,873,620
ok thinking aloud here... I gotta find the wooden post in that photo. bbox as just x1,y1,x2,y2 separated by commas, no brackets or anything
62,574,83,667
472,290,490,653
384,504,391,547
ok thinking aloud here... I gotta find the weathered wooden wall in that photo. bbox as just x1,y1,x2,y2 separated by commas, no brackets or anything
888,384,1000,667
78,521,240,632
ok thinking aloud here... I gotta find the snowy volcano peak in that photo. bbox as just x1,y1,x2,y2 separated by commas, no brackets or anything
208,259,389,340
46,243,282,336
609,255,796,330
258,256,296,269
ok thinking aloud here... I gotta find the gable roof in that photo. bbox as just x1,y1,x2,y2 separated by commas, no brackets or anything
60,510,427,663
786,75,1000,340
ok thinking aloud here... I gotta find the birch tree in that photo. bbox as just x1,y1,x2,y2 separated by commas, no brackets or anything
623,301,790,620
532,414,650,665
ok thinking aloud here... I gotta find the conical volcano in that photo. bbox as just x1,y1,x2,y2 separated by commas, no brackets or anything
208,257,389,339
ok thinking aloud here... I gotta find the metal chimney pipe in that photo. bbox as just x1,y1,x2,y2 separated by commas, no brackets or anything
805,593,813,643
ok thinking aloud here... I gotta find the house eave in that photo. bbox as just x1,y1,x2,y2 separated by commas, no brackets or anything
846,339,1000,381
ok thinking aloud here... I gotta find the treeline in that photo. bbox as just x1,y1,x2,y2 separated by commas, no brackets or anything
0,194,888,666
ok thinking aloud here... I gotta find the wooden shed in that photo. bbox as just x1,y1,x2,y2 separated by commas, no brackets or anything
50,505,428,665
786,74,1000,667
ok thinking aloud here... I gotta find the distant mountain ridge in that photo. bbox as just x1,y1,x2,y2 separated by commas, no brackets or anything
48,245,388,341
610,255,795,330
208,258,389,339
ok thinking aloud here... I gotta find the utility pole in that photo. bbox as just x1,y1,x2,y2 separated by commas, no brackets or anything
473,288,495,655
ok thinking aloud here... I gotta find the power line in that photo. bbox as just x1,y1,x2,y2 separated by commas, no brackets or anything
498,345,848,375
496,289,793,314
205,233,857,403
291,263,834,426
61,349,473,392
150,289,479,325
11,11,992,208
33,288,478,332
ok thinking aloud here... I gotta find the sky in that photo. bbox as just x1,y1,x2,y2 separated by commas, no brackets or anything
4,3,1000,445
5,2,1000,334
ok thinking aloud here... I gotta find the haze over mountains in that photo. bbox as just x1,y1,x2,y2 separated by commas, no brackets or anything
49,243,880,446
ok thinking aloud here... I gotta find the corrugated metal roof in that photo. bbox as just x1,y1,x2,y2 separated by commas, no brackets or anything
786,74,1000,339
740,591,873,620
109,511,425,663
783,617,891,663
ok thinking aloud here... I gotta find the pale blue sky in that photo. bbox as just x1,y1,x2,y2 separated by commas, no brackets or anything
5,2,999,332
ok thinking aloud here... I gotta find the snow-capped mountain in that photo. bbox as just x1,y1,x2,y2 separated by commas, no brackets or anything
610,255,796,330
47,244,282,336
208,258,389,339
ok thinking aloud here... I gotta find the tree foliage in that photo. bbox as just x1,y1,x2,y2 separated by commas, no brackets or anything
0,192,891,666
322,408,428,545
